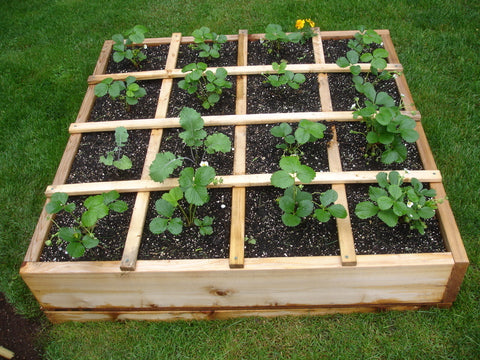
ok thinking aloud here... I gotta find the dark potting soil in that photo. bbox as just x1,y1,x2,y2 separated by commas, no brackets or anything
0,293,43,360
334,121,424,171
176,41,238,68
40,193,136,262
322,38,384,64
138,189,232,260
67,130,150,183
167,77,236,117
159,126,235,176
245,186,340,257
245,122,331,174
247,74,320,113
248,39,315,65
105,44,169,73
89,80,162,121
346,184,446,254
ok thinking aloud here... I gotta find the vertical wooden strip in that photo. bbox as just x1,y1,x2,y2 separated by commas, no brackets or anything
314,28,357,266
121,33,181,271
430,182,469,303
415,122,438,170
93,40,114,75
230,30,248,268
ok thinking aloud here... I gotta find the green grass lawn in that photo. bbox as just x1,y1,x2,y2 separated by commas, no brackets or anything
1,0,479,358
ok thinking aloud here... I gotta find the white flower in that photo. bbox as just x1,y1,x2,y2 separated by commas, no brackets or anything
143,44,147,49
393,74,398,79
200,161,209,167
407,201,414,208
350,104,356,110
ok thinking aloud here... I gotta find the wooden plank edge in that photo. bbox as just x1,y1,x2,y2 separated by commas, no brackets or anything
229,187,246,268
87,63,404,83
93,40,114,75
69,111,422,133
44,170,443,196
44,303,440,323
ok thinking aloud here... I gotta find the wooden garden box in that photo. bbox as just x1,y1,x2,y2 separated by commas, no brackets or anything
20,29,469,323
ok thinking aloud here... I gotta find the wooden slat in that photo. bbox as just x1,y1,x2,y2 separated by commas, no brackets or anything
87,63,404,83
69,111,422,133
415,122,438,170
430,182,469,303
93,40,114,75
120,33,182,271
45,170,443,196
229,29,248,268
315,29,356,267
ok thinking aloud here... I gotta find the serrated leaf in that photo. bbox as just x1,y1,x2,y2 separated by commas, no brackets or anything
296,199,313,218
314,208,331,223
162,187,183,207
418,206,435,219
320,189,338,207
66,242,85,258
329,204,347,219
108,200,128,213
393,201,408,216
388,184,403,200
194,166,216,187
378,209,398,227
271,123,292,137
376,172,389,188
278,194,296,213
205,133,231,154
113,155,132,170
58,227,82,243
282,213,301,227
271,170,294,189
185,186,209,206
149,217,169,234
150,152,183,183
355,201,378,219
82,235,99,249
377,196,394,210
296,165,316,184
336,57,350,68
167,218,183,235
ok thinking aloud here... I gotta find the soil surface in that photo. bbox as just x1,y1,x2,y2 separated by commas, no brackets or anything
106,44,169,73
0,293,43,360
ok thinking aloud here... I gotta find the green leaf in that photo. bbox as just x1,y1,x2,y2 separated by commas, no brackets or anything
185,186,209,206
99,153,114,166
282,213,301,227
296,199,313,217
108,200,128,213
94,82,109,97
371,57,387,70
162,187,183,207
388,171,402,186
82,235,99,249
149,217,169,234
155,198,175,218
400,128,420,143
46,193,70,214
376,172,389,188
296,164,316,184
58,227,82,243
336,57,350,68
113,155,132,170
418,206,435,219
271,123,292,137
381,149,400,164
150,152,183,183
378,209,398,227
355,201,378,219
393,201,408,216
369,186,388,202
167,218,183,235
320,189,338,207
388,184,403,200
377,196,394,210
298,119,326,140
373,48,389,58
314,208,331,223
329,204,347,219
346,50,359,64
194,166,216,187
271,170,294,189
66,242,85,258
278,193,296,213
205,133,231,154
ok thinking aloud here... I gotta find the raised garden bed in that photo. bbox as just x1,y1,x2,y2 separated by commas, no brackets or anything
21,29,468,323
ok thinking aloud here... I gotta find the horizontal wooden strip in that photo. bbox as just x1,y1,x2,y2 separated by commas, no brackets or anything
87,63,403,83
69,111,421,133
45,170,442,196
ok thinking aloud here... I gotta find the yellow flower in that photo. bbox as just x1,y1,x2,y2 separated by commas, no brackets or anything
306,18,315,27
295,19,305,29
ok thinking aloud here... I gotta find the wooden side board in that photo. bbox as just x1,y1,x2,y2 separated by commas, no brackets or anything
20,253,453,313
